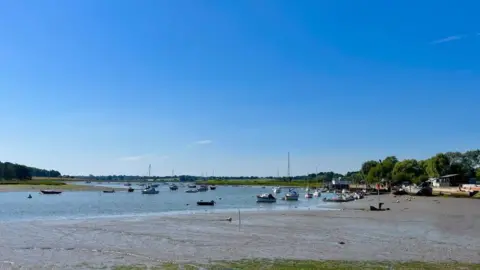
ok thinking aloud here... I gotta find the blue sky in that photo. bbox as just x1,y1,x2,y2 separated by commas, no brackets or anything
0,0,479,176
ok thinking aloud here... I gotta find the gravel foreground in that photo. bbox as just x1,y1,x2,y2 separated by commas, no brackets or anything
0,196,479,269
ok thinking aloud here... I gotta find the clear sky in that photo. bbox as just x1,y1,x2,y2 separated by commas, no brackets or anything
1,0,479,177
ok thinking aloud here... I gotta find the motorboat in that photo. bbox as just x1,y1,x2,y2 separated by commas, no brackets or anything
169,184,178,190
197,185,208,192
272,187,282,194
305,192,313,199
127,187,134,192
141,186,159,194
197,200,215,206
256,193,276,203
40,190,62,195
103,190,115,193
405,183,433,196
185,189,198,193
323,194,355,203
187,184,197,188
313,190,321,197
209,185,217,190
284,189,299,201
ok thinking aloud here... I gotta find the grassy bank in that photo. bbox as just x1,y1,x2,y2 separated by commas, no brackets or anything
196,179,322,187
112,259,480,270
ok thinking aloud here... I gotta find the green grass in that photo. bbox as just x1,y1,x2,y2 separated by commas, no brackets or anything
196,179,323,187
111,259,480,270
0,179,66,185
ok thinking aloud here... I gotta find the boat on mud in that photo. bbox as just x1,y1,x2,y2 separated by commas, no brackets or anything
313,189,322,197
127,187,134,192
185,189,198,193
102,190,115,193
169,184,178,190
256,193,277,203
209,185,217,190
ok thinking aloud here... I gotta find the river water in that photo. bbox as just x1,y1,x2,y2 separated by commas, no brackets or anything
0,183,336,222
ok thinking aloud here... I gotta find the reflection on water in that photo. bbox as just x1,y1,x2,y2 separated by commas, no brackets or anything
0,184,335,221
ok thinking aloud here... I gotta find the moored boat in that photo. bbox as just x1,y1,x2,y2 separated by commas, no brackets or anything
103,190,115,193
305,192,313,198
185,189,198,193
272,187,282,194
40,190,62,195
141,186,159,194
209,185,216,190
256,193,276,203
187,184,197,188
197,185,208,192
124,183,132,186
197,200,215,206
284,188,299,201
169,184,178,190
313,190,321,197
127,187,134,192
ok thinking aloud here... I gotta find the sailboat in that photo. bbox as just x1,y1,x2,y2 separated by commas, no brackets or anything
283,152,299,201
142,164,159,194
305,178,313,198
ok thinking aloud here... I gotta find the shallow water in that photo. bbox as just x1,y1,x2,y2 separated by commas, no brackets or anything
0,184,335,221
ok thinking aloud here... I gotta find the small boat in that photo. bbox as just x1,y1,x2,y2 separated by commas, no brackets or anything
124,183,132,186
27,194,32,199
313,190,321,197
197,200,215,206
197,185,208,192
40,190,62,195
209,185,217,190
188,184,197,188
323,196,355,203
256,193,276,203
151,184,159,188
185,189,198,193
103,190,115,193
305,192,313,199
127,187,134,192
169,184,178,190
272,187,282,194
284,189,299,201
141,186,159,194
85,181,92,184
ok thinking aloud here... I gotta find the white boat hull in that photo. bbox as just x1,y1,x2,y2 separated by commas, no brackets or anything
284,195,299,201
305,193,313,198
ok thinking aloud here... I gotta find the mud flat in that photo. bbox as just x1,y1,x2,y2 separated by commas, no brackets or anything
0,196,479,269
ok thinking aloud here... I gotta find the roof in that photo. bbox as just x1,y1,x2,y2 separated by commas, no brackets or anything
439,174,459,179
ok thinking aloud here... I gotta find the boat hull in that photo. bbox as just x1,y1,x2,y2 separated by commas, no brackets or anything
305,193,313,198
40,190,62,195
284,195,299,201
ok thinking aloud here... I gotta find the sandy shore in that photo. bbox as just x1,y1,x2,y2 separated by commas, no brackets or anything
0,195,479,269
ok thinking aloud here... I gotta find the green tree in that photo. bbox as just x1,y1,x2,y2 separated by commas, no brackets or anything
380,156,398,180
361,160,379,176
392,159,423,179
425,153,450,177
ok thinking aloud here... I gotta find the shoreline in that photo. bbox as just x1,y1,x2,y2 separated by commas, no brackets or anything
0,196,478,269
0,184,127,192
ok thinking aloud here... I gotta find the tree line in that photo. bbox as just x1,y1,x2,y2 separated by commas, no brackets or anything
347,149,480,185
0,161,61,180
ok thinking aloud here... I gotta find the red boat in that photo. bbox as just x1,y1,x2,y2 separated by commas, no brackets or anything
40,190,62,195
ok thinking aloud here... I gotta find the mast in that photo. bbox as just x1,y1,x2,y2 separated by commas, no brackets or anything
287,152,291,181
148,164,151,178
